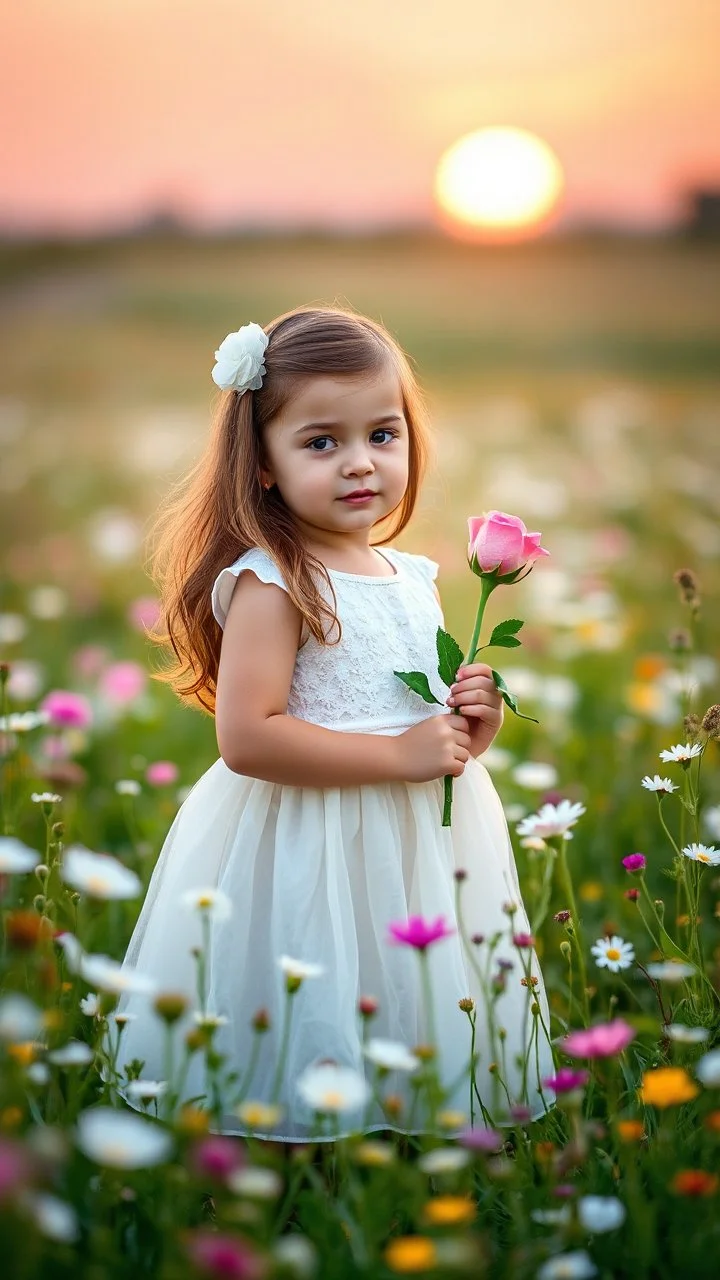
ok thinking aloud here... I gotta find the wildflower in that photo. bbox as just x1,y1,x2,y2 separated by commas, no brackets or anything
704,1111,720,1132
512,931,535,948
250,1008,270,1032
125,1080,168,1106
554,910,571,923
128,597,161,632
521,975,539,987
421,1195,476,1226
665,1024,709,1044
61,846,142,900
352,1141,395,1167
278,956,324,983
184,1229,264,1278
616,1120,644,1142
639,1067,699,1107
511,761,558,790
175,1106,210,1137
364,1039,420,1073
537,1251,597,1280
99,661,146,706
189,1135,244,1181
682,843,720,866
696,1048,720,1087
673,567,700,607
227,1166,283,1200
193,1012,228,1029
591,936,635,973
145,760,179,787
436,1109,467,1130
622,853,646,872
273,1237,316,1275
47,1041,94,1067
561,1018,635,1058
4,910,53,951
0,838,41,875
0,996,44,1043
458,996,475,1013
76,1107,173,1168
543,1068,589,1094
115,780,141,797
153,993,188,1024
645,960,695,982
0,710,50,733
625,888,639,902
516,799,586,840
30,792,62,806
671,1170,719,1197
659,742,702,763
576,1196,626,1232
20,1191,80,1244
417,1147,471,1174
384,1236,437,1273
40,690,93,729
77,951,157,997
357,994,378,1018
297,1063,370,1113
235,1101,283,1130
457,1127,504,1153
388,915,455,951
701,704,720,740
579,881,603,902
179,887,233,919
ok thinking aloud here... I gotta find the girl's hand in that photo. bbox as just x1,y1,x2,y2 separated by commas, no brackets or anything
445,662,504,758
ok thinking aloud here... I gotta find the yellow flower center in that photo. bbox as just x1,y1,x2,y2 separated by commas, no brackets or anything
696,854,709,863
606,948,621,961
385,1236,437,1273
321,1091,345,1110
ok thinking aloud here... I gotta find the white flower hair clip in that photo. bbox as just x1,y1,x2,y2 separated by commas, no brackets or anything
211,322,269,393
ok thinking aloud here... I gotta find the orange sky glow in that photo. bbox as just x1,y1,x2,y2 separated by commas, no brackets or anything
1,0,719,235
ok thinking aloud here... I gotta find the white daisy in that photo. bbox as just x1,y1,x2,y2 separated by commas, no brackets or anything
0,710,50,733
76,1107,173,1168
115,779,141,797
227,1166,283,1199
125,1080,169,1104
665,1024,709,1044
682,842,720,866
79,953,158,997
0,837,41,875
659,742,702,763
363,1038,420,1073
0,994,44,1043
30,792,62,805
61,846,142,900
537,1251,598,1280
417,1146,471,1174
179,887,233,920
278,956,325,981
21,1192,80,1244
591,936,635,973
696,1048,720,1087
703,804,720,841
511,761,558,790
193,1012,228,1029
297,1062,370,1114
516,800,586,840
47,1040,95,1068
641,775,678,794
80,993,102,1018
577,1195,626,1233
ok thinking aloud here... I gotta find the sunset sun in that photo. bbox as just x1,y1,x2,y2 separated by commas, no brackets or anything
434,127,564,241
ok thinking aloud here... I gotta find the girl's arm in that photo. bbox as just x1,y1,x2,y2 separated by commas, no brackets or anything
215,572,405,787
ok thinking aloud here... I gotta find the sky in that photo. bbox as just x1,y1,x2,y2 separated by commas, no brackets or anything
1,0,719,235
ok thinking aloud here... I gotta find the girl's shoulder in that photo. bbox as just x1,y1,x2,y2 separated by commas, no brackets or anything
386,547,440,584
211,547,288,630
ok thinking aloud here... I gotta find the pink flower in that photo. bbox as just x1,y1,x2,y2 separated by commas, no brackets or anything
512,932,535,948
387,915,455,951
561,1018,635,1059
99,661,146,706
0,1137,32,1201
467,511,550,578
185,1229,263,1279
40,690,93,729
457,1126,504,1152
622,853,646,872
128,597,162,633
72,645,109,679
543,1067,590,1093
188,1136,244,1182
146,760,179,787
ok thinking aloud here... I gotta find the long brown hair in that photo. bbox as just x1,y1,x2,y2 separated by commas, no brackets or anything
149,304,433,713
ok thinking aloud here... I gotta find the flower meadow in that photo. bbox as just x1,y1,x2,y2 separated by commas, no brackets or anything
1,234,720,1278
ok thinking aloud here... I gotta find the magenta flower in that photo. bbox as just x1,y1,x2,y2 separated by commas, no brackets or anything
457,1126,504,1152
543,1067,590,1093
622,853,646,873
467,511,550,578
388,915,455,951
188,1136,244,1182
99,661,146,706
561,1018,635,1059
40,690,93,729
185,1229,263,1278
512,932,535,948
146,761,179,787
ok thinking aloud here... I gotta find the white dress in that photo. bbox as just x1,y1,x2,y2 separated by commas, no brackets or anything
112,545,555,1140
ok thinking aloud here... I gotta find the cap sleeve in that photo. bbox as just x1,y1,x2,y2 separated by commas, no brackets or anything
412,554,440,582
211,548,289,629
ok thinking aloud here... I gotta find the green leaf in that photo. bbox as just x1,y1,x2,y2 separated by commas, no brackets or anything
491,669,539,724
436,627,465,687
489,618,524,644
483,634,522,650
394,670,442,705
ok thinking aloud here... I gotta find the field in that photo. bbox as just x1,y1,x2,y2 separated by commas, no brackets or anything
1,231,720,1278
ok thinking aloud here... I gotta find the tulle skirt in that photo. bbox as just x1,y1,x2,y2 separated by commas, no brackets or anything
111,754,555,1140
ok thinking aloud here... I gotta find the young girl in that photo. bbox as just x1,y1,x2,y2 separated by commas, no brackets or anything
112,304,554,1140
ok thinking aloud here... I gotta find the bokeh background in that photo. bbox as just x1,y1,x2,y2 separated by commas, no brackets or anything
1,1,719,874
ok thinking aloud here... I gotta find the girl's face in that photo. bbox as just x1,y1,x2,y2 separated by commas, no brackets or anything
261,365,410,545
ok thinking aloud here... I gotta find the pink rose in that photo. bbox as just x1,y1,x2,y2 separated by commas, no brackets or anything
467,511,549,577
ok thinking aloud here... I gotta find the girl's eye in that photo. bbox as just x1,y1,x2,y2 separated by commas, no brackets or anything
305,429,397,452
370,428,397,444
306,437,333,451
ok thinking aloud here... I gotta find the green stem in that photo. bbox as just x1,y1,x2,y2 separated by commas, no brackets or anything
555,837,589,1025
443,577,495,827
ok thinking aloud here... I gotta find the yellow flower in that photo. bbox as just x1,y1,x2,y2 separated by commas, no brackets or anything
352,1141,395,1167
7,1042,37,1067
236,1101,284,1129
385,1237,437,1273
0,1106,23,1129
579,881,603,903
639,1067,699,1108
421,1196,476,1226
617,1119,645,1142
175,1105,210,1136
436,1110,467,1131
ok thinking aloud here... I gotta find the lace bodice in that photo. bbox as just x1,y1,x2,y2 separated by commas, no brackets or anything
211,546,452,735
